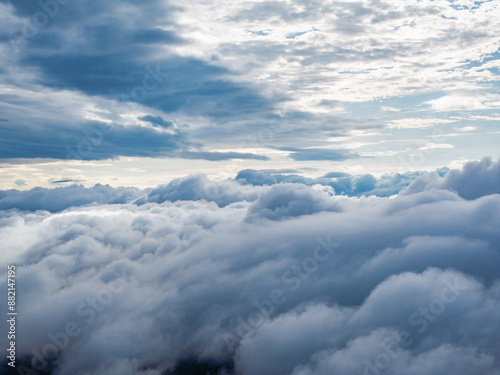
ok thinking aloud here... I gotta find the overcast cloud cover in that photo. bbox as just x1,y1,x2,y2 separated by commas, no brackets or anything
0,158,499,374
1,0,500,374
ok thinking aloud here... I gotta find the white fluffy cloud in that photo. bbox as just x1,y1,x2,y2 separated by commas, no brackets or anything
176,0,500,106
0,159,499,374
404,157,500,199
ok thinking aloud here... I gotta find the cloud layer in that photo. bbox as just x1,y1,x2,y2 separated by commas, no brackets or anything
0,159,499,374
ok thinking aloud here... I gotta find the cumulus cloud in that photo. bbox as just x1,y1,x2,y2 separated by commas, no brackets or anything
404,157,500,199
135,174,262,207
0,184,143,212
246,183,341,221
0,159,499,374
2,157,496,215
0,2,498,373
236,168,423,197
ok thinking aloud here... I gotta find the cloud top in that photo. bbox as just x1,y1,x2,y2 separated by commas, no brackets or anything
0,159,499,374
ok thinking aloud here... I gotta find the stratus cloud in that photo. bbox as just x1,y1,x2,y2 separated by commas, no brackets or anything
0,159,499,375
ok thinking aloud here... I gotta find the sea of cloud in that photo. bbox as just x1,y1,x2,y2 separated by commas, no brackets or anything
0,158,499,375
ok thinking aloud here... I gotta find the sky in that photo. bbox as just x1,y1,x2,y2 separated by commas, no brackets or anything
1,1,500,375
0,0,499,189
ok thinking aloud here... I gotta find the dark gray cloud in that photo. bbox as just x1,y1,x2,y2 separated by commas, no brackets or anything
279,147,358,161
5,0,272,119
20,52,271,118
0,159,499,374
0,115,269,161
51,179,78,184
178,151,269,161
0,0,279,162
139,115,173,128
0,120,184,160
